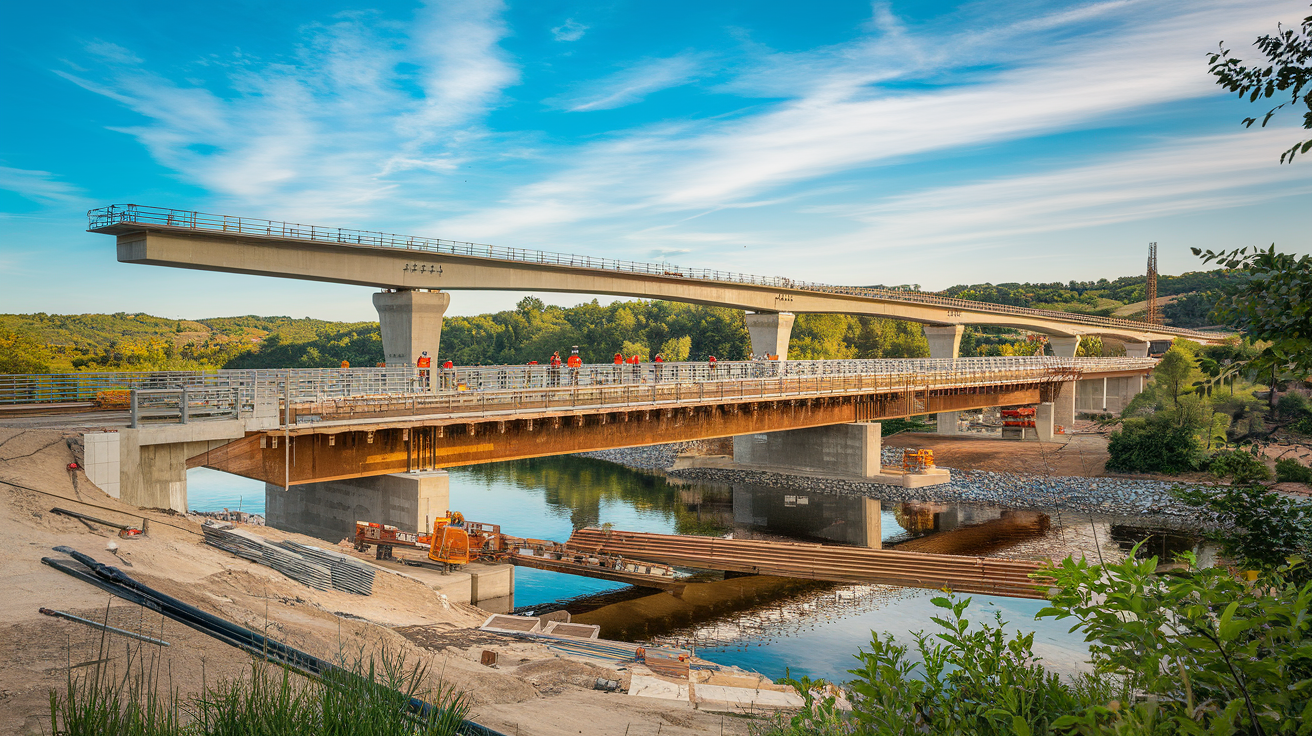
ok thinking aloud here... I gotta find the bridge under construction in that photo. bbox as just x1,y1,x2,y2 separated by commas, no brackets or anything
87,204,1227,372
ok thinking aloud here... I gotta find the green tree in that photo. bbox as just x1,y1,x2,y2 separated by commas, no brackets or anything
658,335,691,361
1154,344,1195,407
1106,414,1204,474
1193,245,1312,408
0,329,56,374
1208,4,1312,163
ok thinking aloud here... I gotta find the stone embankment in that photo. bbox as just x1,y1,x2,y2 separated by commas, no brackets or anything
580,443,1214,524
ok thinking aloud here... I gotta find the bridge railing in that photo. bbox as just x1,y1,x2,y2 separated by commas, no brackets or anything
1,357,1152,412
291,357,1156,424
128,387,240,427
88,204,1227,341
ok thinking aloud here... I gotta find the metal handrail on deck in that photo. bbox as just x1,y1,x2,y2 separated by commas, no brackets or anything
87,204,1228,341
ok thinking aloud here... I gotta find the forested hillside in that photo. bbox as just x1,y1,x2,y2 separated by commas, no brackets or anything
0,269,1237,373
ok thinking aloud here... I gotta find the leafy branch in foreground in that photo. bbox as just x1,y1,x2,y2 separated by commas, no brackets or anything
1208,4,1312,163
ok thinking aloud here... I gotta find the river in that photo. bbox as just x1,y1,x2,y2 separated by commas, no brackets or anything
186,457,1201,683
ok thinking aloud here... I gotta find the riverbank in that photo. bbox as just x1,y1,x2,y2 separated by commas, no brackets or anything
581,438,1213,526
0,428,763,736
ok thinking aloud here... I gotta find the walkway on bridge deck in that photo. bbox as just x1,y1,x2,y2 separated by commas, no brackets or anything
566,528,1051,600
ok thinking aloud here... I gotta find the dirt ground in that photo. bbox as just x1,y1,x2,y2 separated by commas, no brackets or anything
0,428,757,736
882,432,1112,477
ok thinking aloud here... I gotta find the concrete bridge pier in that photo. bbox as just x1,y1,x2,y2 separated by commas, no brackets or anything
925,325,965,433
734,422,882,478
923,325,964,360
265,470,450,543
745,311,795,359
1124,341,1151,358
1048,336,1081,357
374,290,451,380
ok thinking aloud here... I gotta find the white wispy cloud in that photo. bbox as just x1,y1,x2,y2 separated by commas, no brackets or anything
808,127,1312,256
547,53,703,112
55,0,517,222
551,18,588,42
436,0,1296,244
0,166,86,206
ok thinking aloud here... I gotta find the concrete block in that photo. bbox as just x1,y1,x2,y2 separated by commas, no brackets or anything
266,470,450,543
468,563,513,602
733,423,880,478
936,411,959,435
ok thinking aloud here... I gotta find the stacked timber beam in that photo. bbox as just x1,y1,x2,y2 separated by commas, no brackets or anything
566,528,1051,600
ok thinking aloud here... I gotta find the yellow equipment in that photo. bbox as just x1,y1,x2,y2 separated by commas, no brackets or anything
902,449,935,473
427,512,503,567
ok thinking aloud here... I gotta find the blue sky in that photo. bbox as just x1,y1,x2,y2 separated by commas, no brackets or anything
2,0,1310,320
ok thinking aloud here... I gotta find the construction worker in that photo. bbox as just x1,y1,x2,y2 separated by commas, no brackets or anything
613,351,624,384
567,346,582,386
341,360,350,369
654,353,664,363
708,355,717,377
653,352,664,382
549,351,562,387
441,359,454,390
417,351,431,388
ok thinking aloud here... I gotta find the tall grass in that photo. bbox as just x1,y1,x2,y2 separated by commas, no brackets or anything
50,640,472,736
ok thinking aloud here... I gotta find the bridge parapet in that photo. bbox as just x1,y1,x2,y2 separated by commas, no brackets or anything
88,204,1230,342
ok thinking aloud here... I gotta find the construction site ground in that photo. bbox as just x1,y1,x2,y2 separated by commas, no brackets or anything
0,428,762,736
881,431,1111,477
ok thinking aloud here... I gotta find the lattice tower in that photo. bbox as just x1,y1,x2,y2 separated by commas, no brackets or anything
1146,242,1160,325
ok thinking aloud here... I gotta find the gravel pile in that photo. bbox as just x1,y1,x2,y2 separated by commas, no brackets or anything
578,442,1216,523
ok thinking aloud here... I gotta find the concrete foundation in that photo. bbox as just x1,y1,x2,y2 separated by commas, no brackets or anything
373,290,451,379
266,470,450,543
924,325,964,360
734,423,881,478
936,411,960,435
745,311,795,359
1049,336,1080,358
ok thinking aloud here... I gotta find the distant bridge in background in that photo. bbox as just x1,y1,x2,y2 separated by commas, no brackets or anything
88,205,1229,372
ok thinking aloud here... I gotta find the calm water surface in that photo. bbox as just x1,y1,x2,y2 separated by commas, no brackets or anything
187,458,1198,683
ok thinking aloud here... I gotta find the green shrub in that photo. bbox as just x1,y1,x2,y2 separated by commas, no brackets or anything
1206,448,1272,483
1105,415,1202,474
1277,391,1311,419
1176,483,1312,578
1291,416,1312,436
1276,457,1312,484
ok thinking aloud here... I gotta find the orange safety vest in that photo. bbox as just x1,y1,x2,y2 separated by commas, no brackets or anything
417,356,431,369
567,355,582,368
613,353,623,365
442,360,453,369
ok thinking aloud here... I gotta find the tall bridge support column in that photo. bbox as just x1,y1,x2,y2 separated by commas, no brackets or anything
936,412,961,435
1035,402,1056,442
923,325,964,360
1124,341,1151,358
374,290,451,382
734,422,881,478
266,470,450,542
1049,336,1081,358
745,311,795,359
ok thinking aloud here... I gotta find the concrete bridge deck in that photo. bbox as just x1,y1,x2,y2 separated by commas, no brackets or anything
88,205,1228,366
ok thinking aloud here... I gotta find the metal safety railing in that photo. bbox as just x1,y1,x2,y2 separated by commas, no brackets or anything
88,204,1228,341
291,356,1154,425
0,367,420,413
129,387,240,427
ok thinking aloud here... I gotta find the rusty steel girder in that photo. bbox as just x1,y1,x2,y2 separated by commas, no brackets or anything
190,385,1041,486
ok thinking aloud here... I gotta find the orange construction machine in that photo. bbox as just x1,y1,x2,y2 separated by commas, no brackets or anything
354,513,503,568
